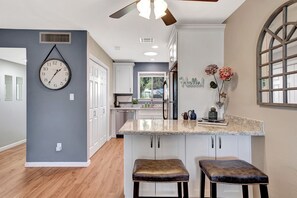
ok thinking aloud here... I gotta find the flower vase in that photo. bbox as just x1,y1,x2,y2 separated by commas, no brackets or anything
216,102,224,120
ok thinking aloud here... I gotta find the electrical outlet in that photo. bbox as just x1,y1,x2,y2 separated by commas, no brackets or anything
56,143,62,152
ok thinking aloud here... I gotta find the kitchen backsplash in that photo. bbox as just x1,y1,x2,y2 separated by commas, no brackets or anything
117,95,132,103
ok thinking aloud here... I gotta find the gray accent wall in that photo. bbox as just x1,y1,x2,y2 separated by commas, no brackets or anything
133,62,169,99
0,29,88,162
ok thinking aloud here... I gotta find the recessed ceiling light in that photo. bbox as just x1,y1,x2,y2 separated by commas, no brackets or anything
152,45,159,49
150,58,155,61
144,52,158,56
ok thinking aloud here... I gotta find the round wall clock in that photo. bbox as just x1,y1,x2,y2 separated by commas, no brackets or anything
39,59,71,90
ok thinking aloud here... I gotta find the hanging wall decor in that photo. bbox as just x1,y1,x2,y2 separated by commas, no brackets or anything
39,45,72,90
257,0,297,107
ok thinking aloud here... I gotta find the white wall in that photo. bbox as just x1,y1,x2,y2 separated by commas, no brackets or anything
0,59,26,150
178,25,225,118
224,0,297,197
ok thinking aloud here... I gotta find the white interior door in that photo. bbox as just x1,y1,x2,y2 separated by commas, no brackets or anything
98,66,107,148
89,59,108,157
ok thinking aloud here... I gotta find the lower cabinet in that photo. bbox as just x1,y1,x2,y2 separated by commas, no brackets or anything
186,135,252,198
124,134,252,198
124,134,185,197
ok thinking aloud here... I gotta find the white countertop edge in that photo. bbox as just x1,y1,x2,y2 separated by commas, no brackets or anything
120,131,264,136
110,107,162,110
118,116,265,136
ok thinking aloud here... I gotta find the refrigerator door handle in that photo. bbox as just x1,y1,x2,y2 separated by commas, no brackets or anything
162,80,168,120
162,100,168,120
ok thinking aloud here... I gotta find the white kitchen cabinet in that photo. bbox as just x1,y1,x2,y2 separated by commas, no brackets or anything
185,135,251,198
113,63,134,94
124,134,185,197
131,135,155,197
136,109,163,119
155,135,186,196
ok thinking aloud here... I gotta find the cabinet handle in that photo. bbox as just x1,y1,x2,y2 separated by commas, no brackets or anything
211,136,214,148
219,137,222,149
150,136,153,148
157,136,160,148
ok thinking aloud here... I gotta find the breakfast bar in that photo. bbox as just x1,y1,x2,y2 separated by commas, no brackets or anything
119,115,264,198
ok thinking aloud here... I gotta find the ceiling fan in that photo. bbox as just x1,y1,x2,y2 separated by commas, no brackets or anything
109,0,218,26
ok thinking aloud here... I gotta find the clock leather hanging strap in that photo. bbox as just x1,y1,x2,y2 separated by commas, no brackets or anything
42,44,69,65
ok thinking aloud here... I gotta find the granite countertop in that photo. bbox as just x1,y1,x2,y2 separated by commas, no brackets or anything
119,115,264,136
110,106,162,110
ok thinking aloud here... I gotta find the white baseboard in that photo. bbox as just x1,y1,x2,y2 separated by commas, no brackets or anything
109,135,116,140
0,139,26,153
25,160,91,168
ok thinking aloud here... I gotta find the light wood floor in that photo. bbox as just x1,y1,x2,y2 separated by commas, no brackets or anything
0,138,124,198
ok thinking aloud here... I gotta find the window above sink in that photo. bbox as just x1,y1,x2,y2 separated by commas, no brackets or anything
138,72,166,101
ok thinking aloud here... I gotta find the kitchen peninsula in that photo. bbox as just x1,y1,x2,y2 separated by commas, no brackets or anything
119,115,264,198
110,106,162,137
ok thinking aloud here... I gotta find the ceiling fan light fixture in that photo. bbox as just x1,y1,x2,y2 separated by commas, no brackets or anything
154,0,167,19
137,0,151,19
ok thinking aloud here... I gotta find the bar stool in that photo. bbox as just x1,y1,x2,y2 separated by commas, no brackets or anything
199,160,269,198
133,159,189,198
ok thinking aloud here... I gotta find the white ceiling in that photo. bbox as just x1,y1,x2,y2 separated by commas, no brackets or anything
0,0,245,62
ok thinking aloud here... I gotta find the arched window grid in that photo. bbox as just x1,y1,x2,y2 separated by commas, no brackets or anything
257,0,297,107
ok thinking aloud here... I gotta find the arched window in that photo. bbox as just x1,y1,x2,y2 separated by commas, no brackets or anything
257,0,297,107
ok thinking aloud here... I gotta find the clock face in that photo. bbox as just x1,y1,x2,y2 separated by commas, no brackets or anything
39,59,71,90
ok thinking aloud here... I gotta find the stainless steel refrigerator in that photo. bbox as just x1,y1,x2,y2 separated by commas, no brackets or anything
163,66,178,120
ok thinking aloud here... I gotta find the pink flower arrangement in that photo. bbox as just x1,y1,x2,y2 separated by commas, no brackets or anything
219,66,233,81
205,64,218,75
205,64,234,106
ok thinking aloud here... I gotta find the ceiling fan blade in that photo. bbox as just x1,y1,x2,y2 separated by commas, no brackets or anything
181,0,218,2
161,9,177,26
109,1,139,19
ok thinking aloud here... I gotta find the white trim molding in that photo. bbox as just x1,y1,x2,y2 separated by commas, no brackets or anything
0,139,26,153
25,160,91,168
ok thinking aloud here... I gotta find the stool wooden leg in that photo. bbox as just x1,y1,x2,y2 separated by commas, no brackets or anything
242,185,249,198
133,182,139,198
177,182,182,198
260,184,269,198
210,182,217,198
183,182,189,198
200,170,205,198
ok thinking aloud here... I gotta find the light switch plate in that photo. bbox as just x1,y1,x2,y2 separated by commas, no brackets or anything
70,93,74,101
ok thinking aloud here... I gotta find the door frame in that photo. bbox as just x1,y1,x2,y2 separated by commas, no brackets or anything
0,48,27,152
87,54,110,160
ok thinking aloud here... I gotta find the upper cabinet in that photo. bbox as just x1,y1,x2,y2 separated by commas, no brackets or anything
113,63,134,94
168,28,178,70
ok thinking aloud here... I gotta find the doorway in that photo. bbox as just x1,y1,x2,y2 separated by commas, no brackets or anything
0,48,27,152
88,57,108,157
